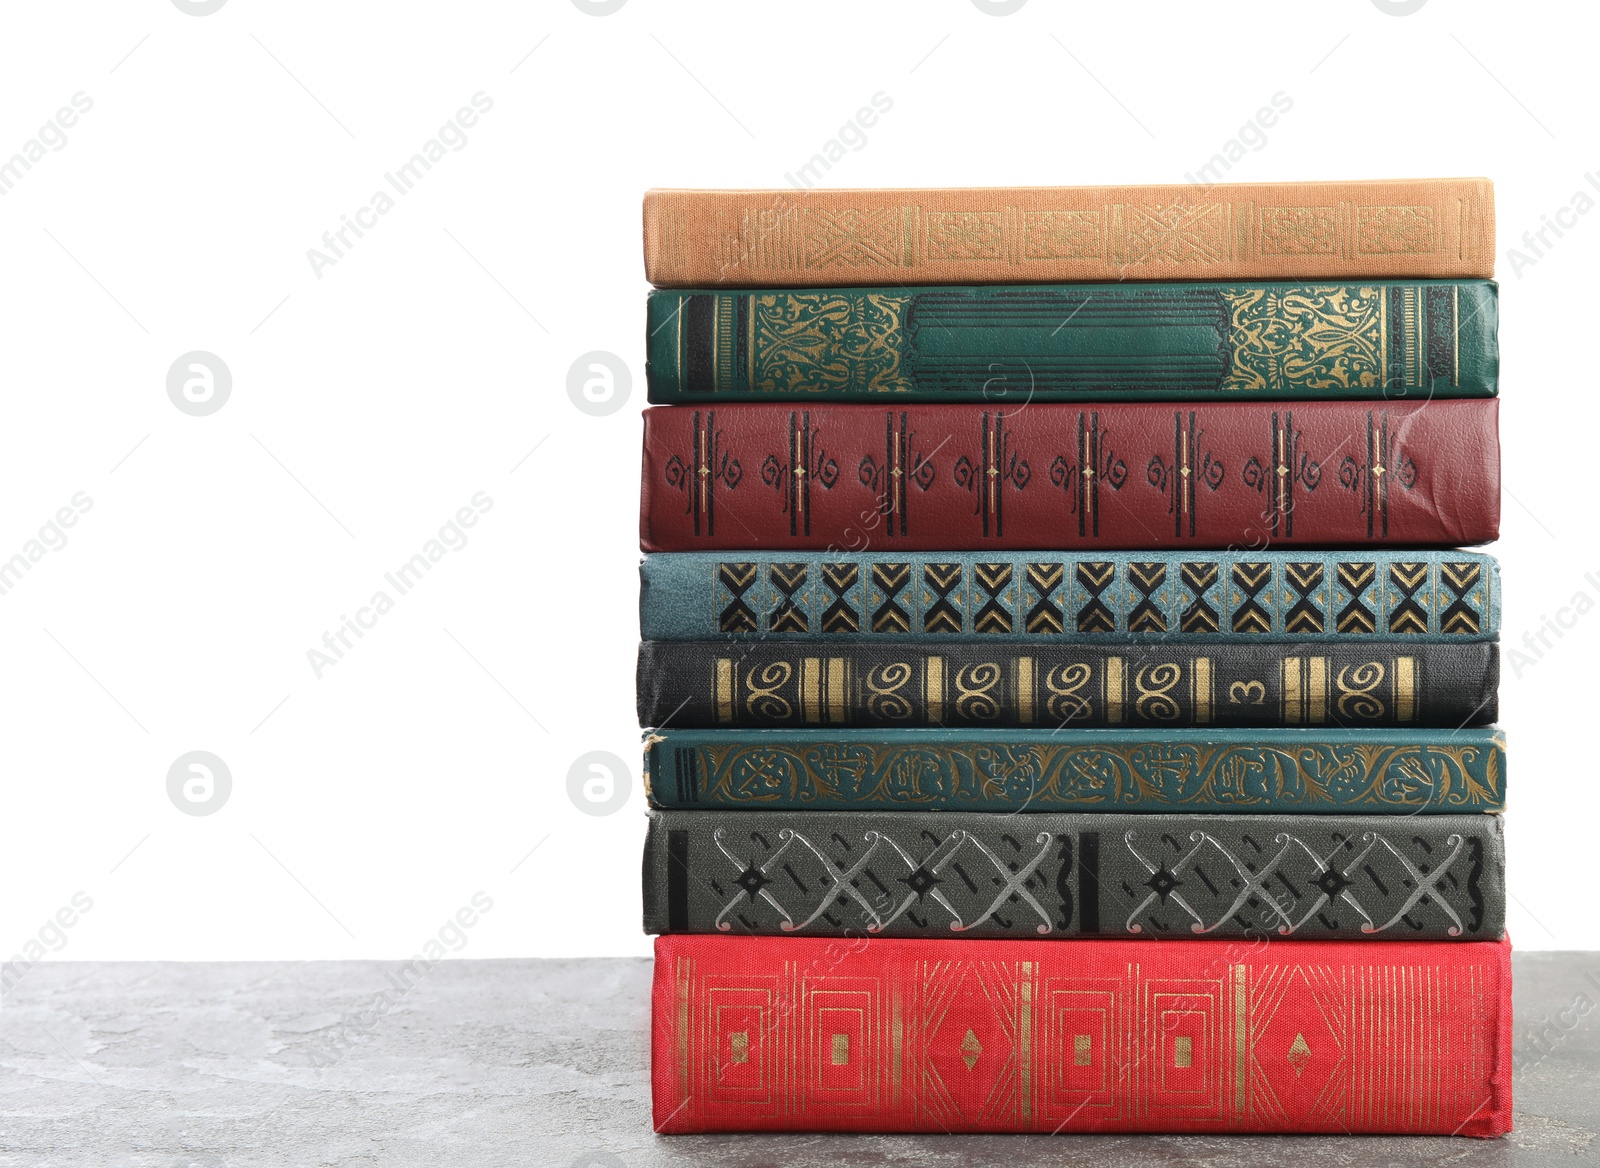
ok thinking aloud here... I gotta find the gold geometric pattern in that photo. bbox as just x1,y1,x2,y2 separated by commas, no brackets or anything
1259,206,1339,255
1023,210,1104,259
727,199,1460,273
803,208,905,268
1357,205,1437,254
961,1029,982,1070
1112,203,1229,266
926,212,1006,261
1287,1033,1311,1076
671,952,1504,1132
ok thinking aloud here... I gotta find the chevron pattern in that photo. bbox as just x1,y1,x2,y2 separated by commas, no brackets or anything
1230,562,1272,634
820,563,861,633
1440,561,1483,635
1075,562,1116,633
1127,562,1168,633
1284,562,1326,635
1179,562,1220,633
768,563,810,633
1388,562,1430,635
922,563,964,634
870,563,911,633
689,557,1493,640
1336,562,1378,634
973,563,1014,634
1024,563,1065,634
716,562,759,632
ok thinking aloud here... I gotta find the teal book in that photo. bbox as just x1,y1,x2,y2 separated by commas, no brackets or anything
646,280,1497,402
644,727,1506,814
640,551,1498,642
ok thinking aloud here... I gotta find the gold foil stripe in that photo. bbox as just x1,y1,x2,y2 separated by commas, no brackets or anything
1309,656,1328,723
926,656,944,723
675,294,686,386
1397,655,1416,722
802,657,820,724
1284,656,1302,722
1106,656,1123,723
1017,657,1035,723
827,657,847,724
1018,962,1033,1122
1233,963,1248,1115
715,658,734,725
1194,656,1211,723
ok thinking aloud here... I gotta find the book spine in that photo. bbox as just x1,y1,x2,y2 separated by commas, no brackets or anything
646,282,1498,402
642,809,1504,942
642,179,1495,286
640,551,1500,642
636,641,1498,730
638,401,1500,552
644,727,1507,814
652,934,1513,1135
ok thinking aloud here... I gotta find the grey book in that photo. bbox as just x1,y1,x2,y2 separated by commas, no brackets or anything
643,810,1502,942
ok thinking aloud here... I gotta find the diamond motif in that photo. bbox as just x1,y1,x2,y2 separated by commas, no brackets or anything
900,865,942,902
960,1028,982,1070
734,864,771,902
1315,868,1351,899
1144,863,1181,903
1287,1032,1312,1076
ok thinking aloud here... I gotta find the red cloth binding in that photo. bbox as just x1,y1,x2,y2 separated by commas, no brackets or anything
652,934,1512,1136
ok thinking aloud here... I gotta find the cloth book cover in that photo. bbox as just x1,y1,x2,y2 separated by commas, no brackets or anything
639,551,1499,643
642,179,1495,286
637,640,1498,730
638,400,1500,552
646,280,1497,402
642,810,1504,942
651,934,1513,1135
643,727,1506,815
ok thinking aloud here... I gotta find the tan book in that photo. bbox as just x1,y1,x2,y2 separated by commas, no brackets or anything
642,178,1494,286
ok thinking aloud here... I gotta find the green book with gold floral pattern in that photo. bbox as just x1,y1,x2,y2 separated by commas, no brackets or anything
644,727,1505,814
645,280,1496,402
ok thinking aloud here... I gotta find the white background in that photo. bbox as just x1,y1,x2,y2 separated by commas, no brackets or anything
0,0,1591,964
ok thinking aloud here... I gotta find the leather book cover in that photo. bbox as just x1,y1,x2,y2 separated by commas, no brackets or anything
639,551,1499,643
642,809,1505,942
636,640,1498,730
643,726,1506,815
646,280,1497,402
638,400,1500,552
642,179,1495,286
652,933,1513,1135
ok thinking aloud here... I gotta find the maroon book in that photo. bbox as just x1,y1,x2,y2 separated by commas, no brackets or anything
653,934,1513,1135
639,400,1499,552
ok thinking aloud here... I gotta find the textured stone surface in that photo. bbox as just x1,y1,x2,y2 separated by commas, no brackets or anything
0,953,1595,1166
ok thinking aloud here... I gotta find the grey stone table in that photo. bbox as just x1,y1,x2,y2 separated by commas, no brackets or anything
1,954,1596,1167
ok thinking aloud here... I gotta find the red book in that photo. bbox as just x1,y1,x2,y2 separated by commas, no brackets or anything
639,400,1499,551
652,934,1512,1136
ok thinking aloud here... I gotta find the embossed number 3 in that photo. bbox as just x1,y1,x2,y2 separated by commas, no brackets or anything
1228,680,1267,706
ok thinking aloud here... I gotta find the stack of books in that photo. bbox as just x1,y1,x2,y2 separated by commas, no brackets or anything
634,180,1510,1137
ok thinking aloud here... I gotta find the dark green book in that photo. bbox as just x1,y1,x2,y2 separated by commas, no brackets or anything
646,280,1497,402
644,727,1506,814
643,810,1504,941
637,640,1499,729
